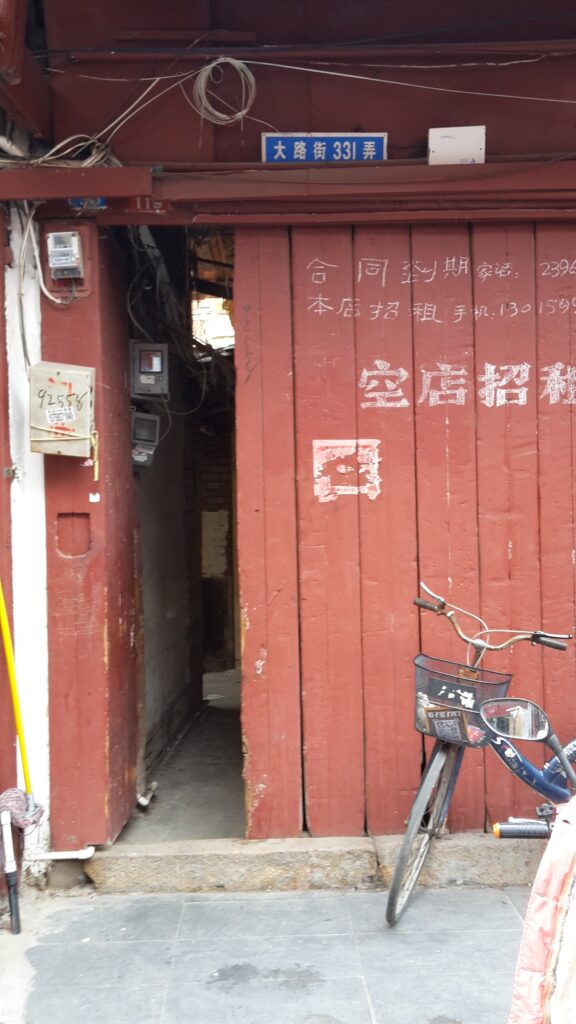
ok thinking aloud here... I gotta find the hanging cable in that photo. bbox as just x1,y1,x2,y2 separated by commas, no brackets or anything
191,58,257,126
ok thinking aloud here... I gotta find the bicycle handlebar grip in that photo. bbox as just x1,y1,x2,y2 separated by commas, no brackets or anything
413,598,441,612
532,635,568,651
493,821,550,839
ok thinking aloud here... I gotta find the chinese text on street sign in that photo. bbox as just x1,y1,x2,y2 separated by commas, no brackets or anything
261,133,388,163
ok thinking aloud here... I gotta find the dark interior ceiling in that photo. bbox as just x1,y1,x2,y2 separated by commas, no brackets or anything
36,2,576,54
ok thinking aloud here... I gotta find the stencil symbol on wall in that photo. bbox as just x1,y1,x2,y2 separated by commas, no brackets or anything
313,439,381,503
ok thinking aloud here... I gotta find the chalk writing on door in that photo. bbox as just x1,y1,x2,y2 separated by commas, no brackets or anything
358,361,576,407
358,361,409,408
313,440,381,503
306,297,576,322
305,255,576,287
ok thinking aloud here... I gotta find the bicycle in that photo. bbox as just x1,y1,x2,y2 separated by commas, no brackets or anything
385,582,576,926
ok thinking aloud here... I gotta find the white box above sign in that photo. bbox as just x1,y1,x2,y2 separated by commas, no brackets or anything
428,125,486,165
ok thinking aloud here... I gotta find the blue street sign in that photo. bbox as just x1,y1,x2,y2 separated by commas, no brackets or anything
261,133,387,164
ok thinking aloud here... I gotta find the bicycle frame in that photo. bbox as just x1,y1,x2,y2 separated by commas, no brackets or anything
488,733,574,803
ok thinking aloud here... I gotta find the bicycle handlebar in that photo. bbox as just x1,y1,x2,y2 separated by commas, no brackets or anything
532,633,569,651
493,820,551,839
413,588,571,653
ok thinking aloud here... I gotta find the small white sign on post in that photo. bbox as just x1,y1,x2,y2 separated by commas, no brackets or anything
30,361,95,458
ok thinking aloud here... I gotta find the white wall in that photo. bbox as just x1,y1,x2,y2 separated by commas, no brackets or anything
5,206,51,864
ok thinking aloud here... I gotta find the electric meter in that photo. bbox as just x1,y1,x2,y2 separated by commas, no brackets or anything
46,231,84,279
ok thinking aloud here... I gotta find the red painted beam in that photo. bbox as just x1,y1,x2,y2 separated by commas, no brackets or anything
154,161,576,204
6,160,576,209
55,40,576,62
0,165,153,200
187,208,576,225
0,48,52,139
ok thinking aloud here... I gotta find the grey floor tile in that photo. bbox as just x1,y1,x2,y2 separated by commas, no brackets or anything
162,977,373,1024
27,940,174,988
170,934,363,984
37,895,184,944
357,926,522,979
350,885,524,934
366,956,514,1024
25,985,164,1024
177,896,352,940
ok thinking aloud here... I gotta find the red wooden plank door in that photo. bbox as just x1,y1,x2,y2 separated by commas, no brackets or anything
291,227,366,836
234,228,303,838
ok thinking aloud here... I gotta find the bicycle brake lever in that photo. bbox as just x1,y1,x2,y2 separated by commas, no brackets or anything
420,582,447,608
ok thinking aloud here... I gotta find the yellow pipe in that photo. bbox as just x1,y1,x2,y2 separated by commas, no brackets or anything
0,578,33,797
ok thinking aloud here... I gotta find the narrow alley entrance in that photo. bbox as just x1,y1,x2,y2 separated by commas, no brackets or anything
116,224,244,844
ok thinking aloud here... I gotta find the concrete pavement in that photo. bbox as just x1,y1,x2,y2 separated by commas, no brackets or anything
0,883,527,1024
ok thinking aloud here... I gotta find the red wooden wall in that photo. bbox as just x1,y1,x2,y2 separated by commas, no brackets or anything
236,221,576,838
41,222,138,848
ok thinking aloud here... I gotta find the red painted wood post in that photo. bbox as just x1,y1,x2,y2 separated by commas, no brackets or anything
534,224,576,753
291,227,365,836
473,223,543,825
0,207,17,792
411,224,483,831
353,225,421,834
234,228,303,838
40,222,138,847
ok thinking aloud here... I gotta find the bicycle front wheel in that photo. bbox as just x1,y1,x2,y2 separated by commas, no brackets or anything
386,741,464,926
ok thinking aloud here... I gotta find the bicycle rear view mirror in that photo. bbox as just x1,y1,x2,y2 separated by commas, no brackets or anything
480,698,576,789
480,698,550,741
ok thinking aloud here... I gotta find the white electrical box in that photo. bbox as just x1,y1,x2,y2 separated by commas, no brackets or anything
428,125,486,165
46,231,84,279
30,362,95,458
130,340,169,398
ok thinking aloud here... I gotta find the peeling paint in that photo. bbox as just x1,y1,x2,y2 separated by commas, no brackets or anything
255,647,267,676
241,604,250,655
245,776,268,834
103,618,109,671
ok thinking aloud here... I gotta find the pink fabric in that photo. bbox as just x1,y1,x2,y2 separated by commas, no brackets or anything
507,796,576,1024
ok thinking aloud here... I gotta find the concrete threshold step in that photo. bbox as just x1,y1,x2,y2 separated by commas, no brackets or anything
83,833,546,894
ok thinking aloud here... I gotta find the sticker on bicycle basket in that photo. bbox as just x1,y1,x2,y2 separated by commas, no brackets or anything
425,708,469,744
427,676,477,710
424,708,488,747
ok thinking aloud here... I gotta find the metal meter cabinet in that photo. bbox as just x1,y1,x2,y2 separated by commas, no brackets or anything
29,361,95,458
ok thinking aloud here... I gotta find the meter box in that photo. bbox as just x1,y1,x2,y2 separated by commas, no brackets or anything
30,362,95,458
130,340,169,398
131,411,160,467
46,231,84,279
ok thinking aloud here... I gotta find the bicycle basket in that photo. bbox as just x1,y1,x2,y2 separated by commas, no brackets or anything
414,654,512,748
